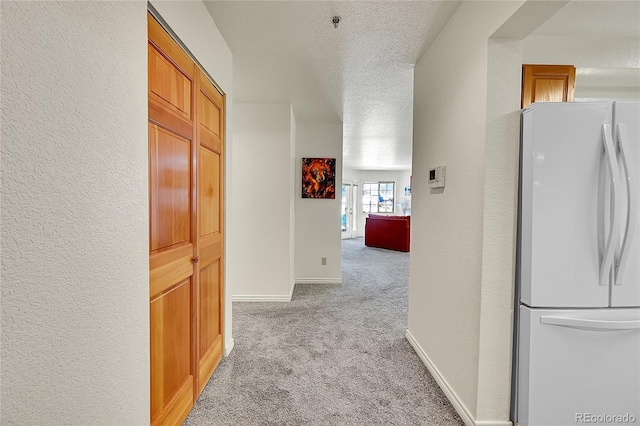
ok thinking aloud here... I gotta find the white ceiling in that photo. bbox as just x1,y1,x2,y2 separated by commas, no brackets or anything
204,1,461,171
205,1,639,171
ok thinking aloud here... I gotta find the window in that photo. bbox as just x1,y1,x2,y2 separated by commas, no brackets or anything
363,182,394,213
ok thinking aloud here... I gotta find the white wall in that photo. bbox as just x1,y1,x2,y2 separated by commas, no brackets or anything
343,169,412,237
1,2,149,424
150,0,235,352
231,104,295,300
478,36,524,422
524,35,640,69
407,1,524,424
295,123,343,284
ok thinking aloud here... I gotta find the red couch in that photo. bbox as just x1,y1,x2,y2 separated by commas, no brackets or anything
365,214,410,252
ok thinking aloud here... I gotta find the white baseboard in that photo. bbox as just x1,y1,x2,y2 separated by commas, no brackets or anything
405,330,476,426
295,278,342,285
232,294,292,302
224,338,235,356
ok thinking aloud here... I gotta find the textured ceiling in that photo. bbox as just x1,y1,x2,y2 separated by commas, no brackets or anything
205,1,639,171
204,1,461,170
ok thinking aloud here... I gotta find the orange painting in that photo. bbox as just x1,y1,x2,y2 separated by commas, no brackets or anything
302,158,336,199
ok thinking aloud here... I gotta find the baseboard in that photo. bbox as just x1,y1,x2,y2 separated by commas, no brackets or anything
405,330,476,426
224,338,235,357
232,294,292,302
475,421,513,426
294,278,342,285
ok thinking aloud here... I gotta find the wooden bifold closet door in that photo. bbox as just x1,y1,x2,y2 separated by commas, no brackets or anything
147,13,225,426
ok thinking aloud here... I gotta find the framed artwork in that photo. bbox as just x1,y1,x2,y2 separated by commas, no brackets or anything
302,158,336,199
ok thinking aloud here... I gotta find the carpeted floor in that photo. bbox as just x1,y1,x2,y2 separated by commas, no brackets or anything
185,237,463,425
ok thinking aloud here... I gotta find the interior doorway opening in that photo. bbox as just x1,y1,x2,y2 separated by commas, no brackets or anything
341,180,358,239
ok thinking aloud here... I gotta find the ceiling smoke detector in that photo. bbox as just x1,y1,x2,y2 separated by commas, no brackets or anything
331,16,341,29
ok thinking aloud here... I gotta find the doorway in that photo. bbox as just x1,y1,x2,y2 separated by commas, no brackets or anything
342,180,358,239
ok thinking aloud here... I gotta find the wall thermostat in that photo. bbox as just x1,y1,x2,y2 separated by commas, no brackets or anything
428,166,446,189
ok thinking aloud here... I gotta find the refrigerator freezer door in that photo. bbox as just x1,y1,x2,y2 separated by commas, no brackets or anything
517,306,640,426
520,103,612,308
613,101,640,307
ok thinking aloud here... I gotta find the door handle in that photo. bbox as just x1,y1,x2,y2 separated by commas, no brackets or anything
600,124,621,286
541,316,640,331
192,256,199,264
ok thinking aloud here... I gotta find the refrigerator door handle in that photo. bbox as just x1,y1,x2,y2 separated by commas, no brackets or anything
615,124,636,286
541,316,640,331
600,124,620,286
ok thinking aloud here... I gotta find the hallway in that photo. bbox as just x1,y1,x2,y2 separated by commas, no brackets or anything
185,238,463,425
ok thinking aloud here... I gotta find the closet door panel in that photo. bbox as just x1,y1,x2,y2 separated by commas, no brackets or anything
196,73,224,395
150,279,194,424
148,13,197,426
149,124,191,252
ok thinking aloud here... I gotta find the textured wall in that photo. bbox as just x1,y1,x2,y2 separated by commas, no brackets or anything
1,2,149,424
477,37,524,422
150,0,235,352
294,123,343,283
408,1,523,423
232,103,294,300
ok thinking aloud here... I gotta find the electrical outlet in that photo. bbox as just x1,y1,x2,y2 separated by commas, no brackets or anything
321,257,327,265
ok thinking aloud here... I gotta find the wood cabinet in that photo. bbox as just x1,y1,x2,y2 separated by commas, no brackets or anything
148,13,225,425
521,64,576,108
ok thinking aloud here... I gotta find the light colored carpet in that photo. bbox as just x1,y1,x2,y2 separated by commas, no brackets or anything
185,237,463,425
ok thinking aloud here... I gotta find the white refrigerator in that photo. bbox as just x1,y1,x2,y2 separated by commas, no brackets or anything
514,101,640,426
